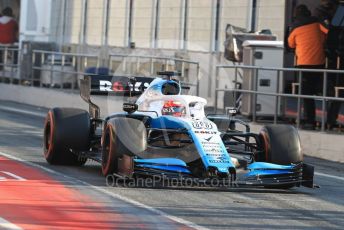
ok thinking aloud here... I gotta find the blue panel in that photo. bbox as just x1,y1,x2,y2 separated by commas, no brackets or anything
150,116,191,130
248,162,295,170
134,158,187,167
245,169,294,177
189,131,234,174
135,164,191,174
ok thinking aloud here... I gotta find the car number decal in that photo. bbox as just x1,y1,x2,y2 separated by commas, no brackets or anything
191,121,213,130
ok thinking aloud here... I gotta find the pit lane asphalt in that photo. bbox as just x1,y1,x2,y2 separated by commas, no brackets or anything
0,100,344,230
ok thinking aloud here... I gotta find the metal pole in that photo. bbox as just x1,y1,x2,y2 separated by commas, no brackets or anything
196,64,200,96
31,52,36,87
150,57,154,75
321,71,327,132
59,0,67,50
61,55,65,88
234,67,238,108
153,0,160,49
296,70,302,129
274,70,280,124
181,61,185,78
214,66,219,113
49,55,59,89
164,59,168,71
128,0,133,47
4,47,8,82
9,48,14,84
252,68,258,122
182,0,188,50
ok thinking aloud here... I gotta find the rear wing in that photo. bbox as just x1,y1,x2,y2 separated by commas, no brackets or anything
79,72,193,119
80,75,155,118
89,75,154,96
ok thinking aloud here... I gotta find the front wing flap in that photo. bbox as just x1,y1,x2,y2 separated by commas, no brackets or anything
117,156,315,188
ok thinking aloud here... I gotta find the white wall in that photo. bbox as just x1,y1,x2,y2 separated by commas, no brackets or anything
85,0,104,46
108,0,128,47
219,0,250,52
256,0,285,40
158,0,183,49
19,0,53,43
132,0,155,48
22,0,288,49
64,0,83,44
187,0,214,52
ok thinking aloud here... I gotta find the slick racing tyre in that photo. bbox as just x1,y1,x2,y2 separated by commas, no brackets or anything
259,125,303,165
259,125,303,189
102,117,147,176
44,108,90,166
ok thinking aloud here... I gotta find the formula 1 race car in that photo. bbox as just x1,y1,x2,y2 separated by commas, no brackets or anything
43,71,315,189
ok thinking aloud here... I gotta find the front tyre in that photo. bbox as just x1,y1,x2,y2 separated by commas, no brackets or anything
259,125,302,165
44,108,90,165
259,125,303,189
102,117,147,176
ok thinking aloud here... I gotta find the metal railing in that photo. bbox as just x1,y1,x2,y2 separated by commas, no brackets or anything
31,50,99,90
215,65,344,132
0,45,19,83
1,49,200,96
109,54,200,96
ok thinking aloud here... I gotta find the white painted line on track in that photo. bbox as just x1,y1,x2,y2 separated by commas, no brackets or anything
0,217,23,230
0,151,208,230
0,171,26,181
0,105,46,118
315,172,344,182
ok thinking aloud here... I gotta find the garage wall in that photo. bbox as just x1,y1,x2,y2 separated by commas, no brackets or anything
53,0,288,50
256,0,285,40
85,0,104,46
64,0,83,44
108,0,128,47
132,0,155,48
158,0,183,49
50,0,63,43
219,0,250,52
187,0,214,52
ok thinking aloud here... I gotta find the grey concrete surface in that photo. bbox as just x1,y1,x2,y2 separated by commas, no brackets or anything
0,84,124,116
0,101,344,229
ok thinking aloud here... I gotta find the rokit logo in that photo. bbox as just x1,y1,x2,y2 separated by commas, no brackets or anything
99,80,150,92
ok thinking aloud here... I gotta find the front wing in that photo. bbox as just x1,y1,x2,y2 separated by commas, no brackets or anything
116,156,315,188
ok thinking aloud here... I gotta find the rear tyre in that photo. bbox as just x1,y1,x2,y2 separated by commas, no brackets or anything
43,108,90,165
102,117,147,176
259,125,303,189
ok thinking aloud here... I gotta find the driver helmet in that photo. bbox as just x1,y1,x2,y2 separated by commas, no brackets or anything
161,100,185,117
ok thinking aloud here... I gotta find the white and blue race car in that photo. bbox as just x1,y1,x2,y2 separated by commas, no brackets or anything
43,71,314,189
